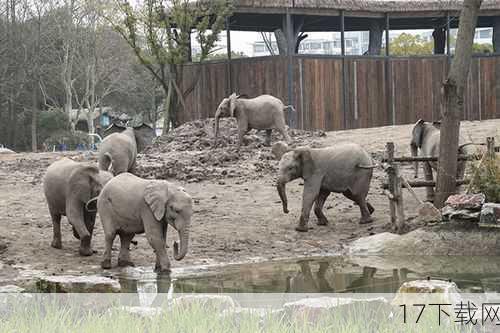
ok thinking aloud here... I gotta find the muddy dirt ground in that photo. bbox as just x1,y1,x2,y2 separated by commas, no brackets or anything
0,119,499,282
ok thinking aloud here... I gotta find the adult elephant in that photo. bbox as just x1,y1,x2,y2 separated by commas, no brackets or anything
43,158,113,256
97,173,192,272
214,93,293,149
276,143,376,232
410,119,473,202
98,123,156,175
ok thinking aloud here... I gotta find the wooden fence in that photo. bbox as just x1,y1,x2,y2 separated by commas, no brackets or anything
179,54,500,130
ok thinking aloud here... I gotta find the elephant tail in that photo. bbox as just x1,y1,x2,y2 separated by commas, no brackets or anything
357,163,378,169
102,152,115,174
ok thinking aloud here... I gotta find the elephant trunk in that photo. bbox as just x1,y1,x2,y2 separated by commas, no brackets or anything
410,143,419,179
173,226,189,261
277,181,289,214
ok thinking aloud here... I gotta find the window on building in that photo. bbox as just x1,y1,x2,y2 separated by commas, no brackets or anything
479,29,491,39
345,39,353,48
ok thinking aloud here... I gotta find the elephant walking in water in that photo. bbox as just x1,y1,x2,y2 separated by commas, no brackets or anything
276,143,376,232
98,173,192,272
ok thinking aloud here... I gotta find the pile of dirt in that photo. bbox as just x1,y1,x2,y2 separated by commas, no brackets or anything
137,118,327,182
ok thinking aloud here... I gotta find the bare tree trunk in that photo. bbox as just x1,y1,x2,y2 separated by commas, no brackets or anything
368,20,383,55
31,83,38,152
435,0,483,208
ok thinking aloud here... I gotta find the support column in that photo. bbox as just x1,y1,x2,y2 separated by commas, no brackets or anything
340,10,347,129
446,12,451,58
225,17,232,95
433,27,446,54
368,20,383,55
385,13,394,125
494,16,500,53
286,9,295,128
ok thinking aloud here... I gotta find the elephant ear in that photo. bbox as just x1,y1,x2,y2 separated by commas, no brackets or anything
228,93,238,117
411,119,425,148
68,164,100,201
144,181,169,221
294,148,314,179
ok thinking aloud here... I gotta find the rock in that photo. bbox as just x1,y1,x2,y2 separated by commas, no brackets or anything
36,275,121,293
445,193,485,210
172,295,236,311
0,147,15,154
417,202,441,222
0,285,24,293
479,203,500,225
442,206,481,222
348,232,402,255
120,306,163,317
283,297,387,322
392,279,461,306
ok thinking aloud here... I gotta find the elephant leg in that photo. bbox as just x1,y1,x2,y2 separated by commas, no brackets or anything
50,209,62,249
343,189,373,224
297,177,322,232
314,189,330,226
143,214,170,272
236,119,248,150
67,202,92,256
101,231,116,269
423,162,435,202
118,232,135,267
264,129,272,146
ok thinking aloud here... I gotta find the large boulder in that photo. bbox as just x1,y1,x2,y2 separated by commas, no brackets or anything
36,275,121,293
348,232,402,255
392,279,461,306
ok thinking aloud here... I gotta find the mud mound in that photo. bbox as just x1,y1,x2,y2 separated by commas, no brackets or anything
137,118,326,182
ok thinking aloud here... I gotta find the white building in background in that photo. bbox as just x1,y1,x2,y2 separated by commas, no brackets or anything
252,31,370,56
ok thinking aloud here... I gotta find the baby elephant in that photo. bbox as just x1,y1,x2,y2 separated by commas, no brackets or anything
214,93,293,149
97,173,192,272
276,143,375,232
43,158,113,255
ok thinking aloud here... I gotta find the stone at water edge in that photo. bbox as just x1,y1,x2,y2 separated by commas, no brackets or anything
119,306,164,318
348,232,402,255
0,285,25,293
392,280,461,306
283,297,388,322
479,203,500,225
171,295,237,311
445,193,485,210
36,275,121,293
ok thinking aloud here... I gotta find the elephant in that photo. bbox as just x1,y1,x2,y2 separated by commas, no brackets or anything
410,119,473,202
42,158,113,256
276,143,375,232
98,123,156,175
97,173,192,272
214,93,293,149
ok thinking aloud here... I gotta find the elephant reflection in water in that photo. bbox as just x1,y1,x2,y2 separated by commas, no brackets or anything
118,272,174,306
345,267,409,293
285,261,333,293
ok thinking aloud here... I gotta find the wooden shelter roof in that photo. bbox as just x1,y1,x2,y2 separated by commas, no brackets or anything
228,0,500,31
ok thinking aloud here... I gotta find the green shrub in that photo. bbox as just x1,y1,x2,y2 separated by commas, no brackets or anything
38,110,71,146
469,153,500,203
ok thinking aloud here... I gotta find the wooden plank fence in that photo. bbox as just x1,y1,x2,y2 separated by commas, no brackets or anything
179,54,500,130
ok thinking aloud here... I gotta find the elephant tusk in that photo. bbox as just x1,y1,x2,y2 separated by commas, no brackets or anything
85,197,99,212
357,164,379,169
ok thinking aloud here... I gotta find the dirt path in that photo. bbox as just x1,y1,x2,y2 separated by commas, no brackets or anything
0,119,498,282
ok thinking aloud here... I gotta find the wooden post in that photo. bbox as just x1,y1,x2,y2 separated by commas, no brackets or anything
225,17,233,95
487,137,495,158
340,10,347,129
386,142,405,232
286,9,295,128
386,142,397,228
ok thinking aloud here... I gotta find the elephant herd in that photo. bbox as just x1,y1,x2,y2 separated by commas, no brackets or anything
41,93,457,272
